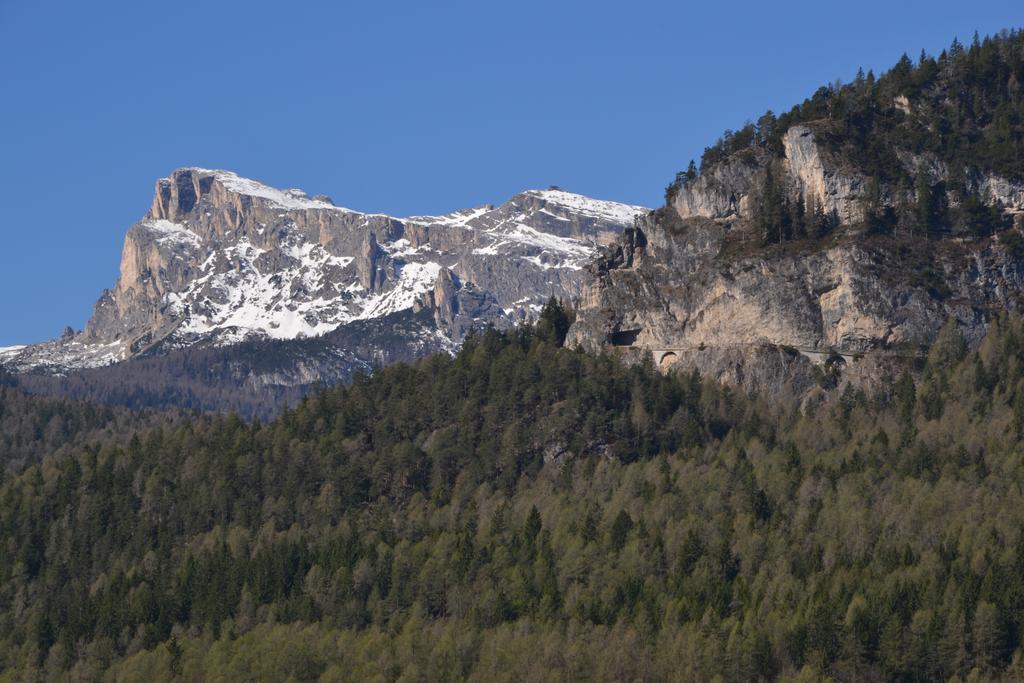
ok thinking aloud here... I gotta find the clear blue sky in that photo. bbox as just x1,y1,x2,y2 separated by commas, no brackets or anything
0,0,1020,345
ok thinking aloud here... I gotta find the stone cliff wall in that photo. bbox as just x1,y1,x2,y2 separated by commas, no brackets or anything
568,204,1024,398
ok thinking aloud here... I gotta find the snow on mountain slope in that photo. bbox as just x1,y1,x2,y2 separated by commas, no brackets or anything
523,189,649,224
0,346,26,360
199,169,349,212
3,169,648,374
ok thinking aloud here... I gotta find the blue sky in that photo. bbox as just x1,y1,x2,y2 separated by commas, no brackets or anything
0,0,1021,345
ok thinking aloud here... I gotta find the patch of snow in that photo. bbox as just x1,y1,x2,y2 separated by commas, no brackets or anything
403,205,493,228
382,238,433,259
470,223,594,269
525,189,647,224
538,208,571,221
187,168,358,213
172,235,360,342
143,219,202,247
521,254,576,271
2,338,125,374
358,261,441,319
504,224,594,258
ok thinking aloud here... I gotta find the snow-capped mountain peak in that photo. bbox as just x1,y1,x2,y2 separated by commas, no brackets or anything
4,168,648,374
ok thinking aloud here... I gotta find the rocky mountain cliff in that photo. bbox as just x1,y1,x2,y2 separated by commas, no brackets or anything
669,123,1024,230
570,32,1024,398
568,205,1024,398
4,169,645,385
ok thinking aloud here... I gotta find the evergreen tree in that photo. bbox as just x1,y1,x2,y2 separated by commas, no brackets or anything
793,194,807,238
914,163,943,238
536,297,574,346
757,166,788,245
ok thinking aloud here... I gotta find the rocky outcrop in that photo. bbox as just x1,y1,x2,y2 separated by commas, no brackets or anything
980,175,1024,221
782,126,865,224
357,233,390,292
577,111,1024,399
419,268,507,340
671,155,761,221
568,205,1024,397
431,268,460,326
670,126,866,226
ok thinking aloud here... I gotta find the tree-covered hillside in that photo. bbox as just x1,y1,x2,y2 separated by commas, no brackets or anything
0,370,181,476
2,304,1024,680
668,29,1024,242
15,308,450,421
702,31,1024,178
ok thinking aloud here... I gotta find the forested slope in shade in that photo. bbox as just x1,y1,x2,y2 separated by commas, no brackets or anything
0,370,182,475
4,306,1024,680
14,308,453,421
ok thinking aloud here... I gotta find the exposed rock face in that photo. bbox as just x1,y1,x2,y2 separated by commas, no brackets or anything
422,268,506,340
357,232,389,292
568,206,1024,396
575,116,1024,398
781,126,865,224
431,268,460,327
671,124,1024,230
980,176,1024,222
5,169,646,378
671,126,866,225
671,155,761,221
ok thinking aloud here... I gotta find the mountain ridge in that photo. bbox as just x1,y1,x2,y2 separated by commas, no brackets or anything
3,168,646,381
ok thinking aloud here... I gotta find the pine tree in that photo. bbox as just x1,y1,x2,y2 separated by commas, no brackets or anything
973,601,1005,673
757,165,788,245
524,505,542,543
609,510,634,551
804,194,833,239
915,163,940,238
863,176,885,235
793,193,807,238
536,297,573,346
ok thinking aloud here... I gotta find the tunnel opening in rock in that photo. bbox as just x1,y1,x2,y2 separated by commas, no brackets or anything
609,329,641,346
659,351,678,368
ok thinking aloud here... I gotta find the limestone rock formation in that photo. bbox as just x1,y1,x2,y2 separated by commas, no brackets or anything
672,126,868,226
4,169,646,382
571,130,1024,397
357,232,389,292
431,268,460,327
420,267,507,340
